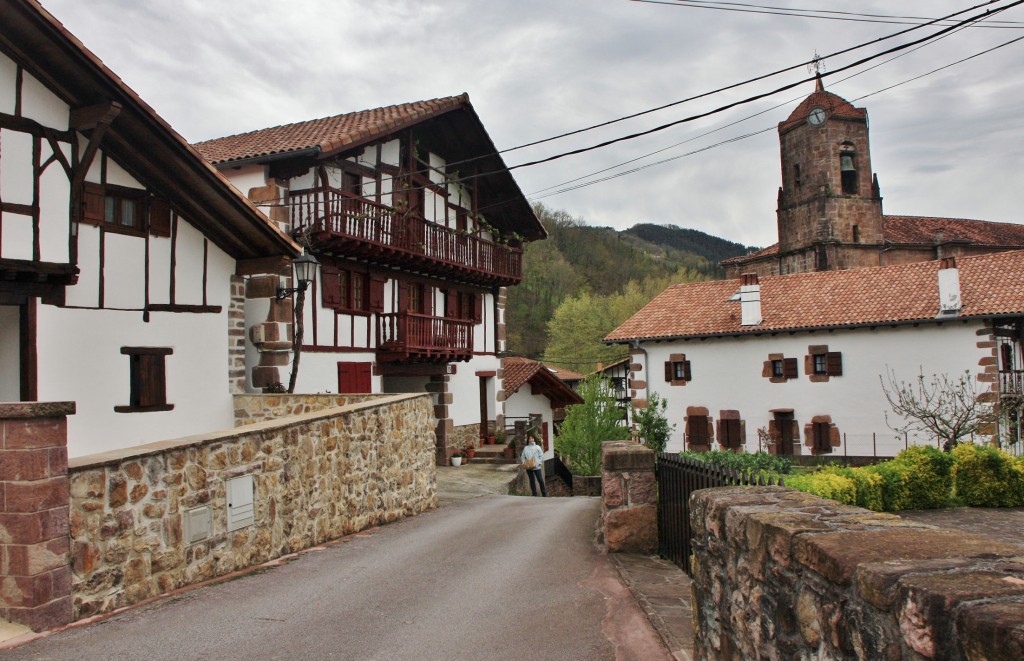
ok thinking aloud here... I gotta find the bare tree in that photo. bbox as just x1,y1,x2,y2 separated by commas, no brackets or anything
880,368,992,450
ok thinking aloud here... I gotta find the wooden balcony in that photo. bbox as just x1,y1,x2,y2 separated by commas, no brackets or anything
377,312,474,363
290,187,523,286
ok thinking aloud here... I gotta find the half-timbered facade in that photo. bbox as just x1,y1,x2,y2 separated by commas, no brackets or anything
0,0,300,456
607,251,1024,457
195,97,545,463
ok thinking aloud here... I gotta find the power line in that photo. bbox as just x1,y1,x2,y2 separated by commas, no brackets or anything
632,0,1024,27
526,32,1024,201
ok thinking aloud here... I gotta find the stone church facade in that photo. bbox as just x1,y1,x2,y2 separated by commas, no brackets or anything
723,77,1024,278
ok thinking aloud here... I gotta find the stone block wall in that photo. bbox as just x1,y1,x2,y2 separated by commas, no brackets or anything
601,441,656,553
233,393,392,426
68,394,436,620
690,486,1024,660
0,402,74,631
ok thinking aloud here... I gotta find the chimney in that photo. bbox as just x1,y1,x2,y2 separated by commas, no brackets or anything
937,256,961,312
740,273,762,326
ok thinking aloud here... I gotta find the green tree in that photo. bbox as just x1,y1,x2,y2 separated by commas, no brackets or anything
555,376,631,475
632,392,674,454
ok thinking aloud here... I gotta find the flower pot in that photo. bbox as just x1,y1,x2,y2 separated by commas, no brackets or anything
451,456,463,466
488,436,497,444
503,447,514,460
465,449,476,459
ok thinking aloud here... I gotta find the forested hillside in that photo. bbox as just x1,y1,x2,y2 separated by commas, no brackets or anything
505,204,753,373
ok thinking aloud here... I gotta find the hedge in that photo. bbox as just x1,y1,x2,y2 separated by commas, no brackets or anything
951,443,1024,507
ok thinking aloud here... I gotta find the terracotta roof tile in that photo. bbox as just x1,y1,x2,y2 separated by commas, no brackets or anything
779,78,866,131
542,363,585,382
502,357,542,396
884,215,1024,245
194,94,470,164
607,249,1024,342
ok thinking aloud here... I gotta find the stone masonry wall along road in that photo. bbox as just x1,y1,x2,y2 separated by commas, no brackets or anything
2,494,671,661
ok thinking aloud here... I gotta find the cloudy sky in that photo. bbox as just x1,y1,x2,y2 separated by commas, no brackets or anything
41,0,1024,248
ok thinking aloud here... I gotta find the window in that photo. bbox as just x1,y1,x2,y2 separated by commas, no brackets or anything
665,354,692,385
764,355,798,382
794,164,802,188
446,289,482,322
115,347,173,413
840,145,858,194
812,420,833,454
718,411,743,449
408,283,425,314
82,183,148,234
806,346,842,381
686,414,710,447
852,225,860,243
322,266,369,312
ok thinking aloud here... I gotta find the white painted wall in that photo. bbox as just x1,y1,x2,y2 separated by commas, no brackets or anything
36,243,236,457
636,321,988,456
0,305,20,402
504,386,557,460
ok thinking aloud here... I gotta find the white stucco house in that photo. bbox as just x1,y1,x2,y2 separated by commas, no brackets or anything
0,0,300,456
606,252,1024,457
194,98,546,464
501,357,583,460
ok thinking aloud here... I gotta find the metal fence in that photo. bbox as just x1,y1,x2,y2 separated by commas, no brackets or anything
656,453,784,576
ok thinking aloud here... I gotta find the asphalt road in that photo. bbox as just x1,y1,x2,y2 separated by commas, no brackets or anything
3,495,669,661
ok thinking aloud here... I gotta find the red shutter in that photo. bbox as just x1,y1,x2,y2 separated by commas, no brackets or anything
149,198,172,237
369,274,386,313
321,267,341,308
665,362,673,382
338,362,372,393
827,352,843,376
473,293,483,323
542,422,549,452
82,183,104,224
445,289,458,318
783,358,798,378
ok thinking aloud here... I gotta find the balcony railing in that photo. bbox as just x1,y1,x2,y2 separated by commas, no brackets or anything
1000,370,1024,396
290,187,523,285
377,312,474,363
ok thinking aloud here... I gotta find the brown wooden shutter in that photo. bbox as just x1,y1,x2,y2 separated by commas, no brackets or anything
725,419,741,447
683,360,692,381
337,362,372,393
783,358,798,378
687,415,708,444
473,293,483,323
665,362,673,382
321,267,341,308
445,289,458,318
814,422,831,452
82,183,104,224
149,198,172,237
827,352,843,376
369,274,386,312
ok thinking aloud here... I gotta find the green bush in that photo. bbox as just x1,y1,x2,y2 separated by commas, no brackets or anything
952,443,1024,507
679,450,793,475
891,445,954,510
830,466,885,512
785,471,858,505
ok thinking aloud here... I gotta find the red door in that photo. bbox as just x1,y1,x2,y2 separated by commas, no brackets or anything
338,362,372,393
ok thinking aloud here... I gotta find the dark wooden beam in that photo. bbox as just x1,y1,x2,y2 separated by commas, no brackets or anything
236,255,290,276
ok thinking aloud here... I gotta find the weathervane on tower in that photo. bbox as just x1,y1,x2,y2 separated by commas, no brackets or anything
807,51,827,76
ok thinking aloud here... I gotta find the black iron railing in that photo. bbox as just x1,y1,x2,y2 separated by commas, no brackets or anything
656,453,784,576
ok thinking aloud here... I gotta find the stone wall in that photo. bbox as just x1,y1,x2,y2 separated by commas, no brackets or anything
601,441,656,553
690,486,1024,660
0,402,75,631
68,393,436,620
233,393,392,426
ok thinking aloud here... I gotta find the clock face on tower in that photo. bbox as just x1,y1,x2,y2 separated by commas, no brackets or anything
807,107,827,127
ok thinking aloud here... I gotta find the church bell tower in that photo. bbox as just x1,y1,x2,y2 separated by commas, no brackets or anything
775,76,883,272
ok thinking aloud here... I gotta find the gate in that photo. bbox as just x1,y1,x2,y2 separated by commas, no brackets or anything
656,453,784,576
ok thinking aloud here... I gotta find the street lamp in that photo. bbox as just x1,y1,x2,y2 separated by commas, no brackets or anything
276,250,320,300
278,250,320,393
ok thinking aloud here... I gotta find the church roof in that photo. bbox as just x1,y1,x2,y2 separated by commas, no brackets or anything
779,77,867,132
720,215,1024,267
608,249,1024,342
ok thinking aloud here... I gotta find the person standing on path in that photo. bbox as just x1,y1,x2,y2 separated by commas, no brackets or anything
521,436,547,497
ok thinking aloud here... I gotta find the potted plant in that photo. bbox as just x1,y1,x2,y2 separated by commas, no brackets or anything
503,436,515,461
465,445,476,460
451,450,463,467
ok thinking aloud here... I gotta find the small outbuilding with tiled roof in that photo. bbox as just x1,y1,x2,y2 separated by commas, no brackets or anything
502,357,583,459
607,251,1024,457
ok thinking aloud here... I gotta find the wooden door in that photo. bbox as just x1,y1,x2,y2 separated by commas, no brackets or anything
773,411,794,456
